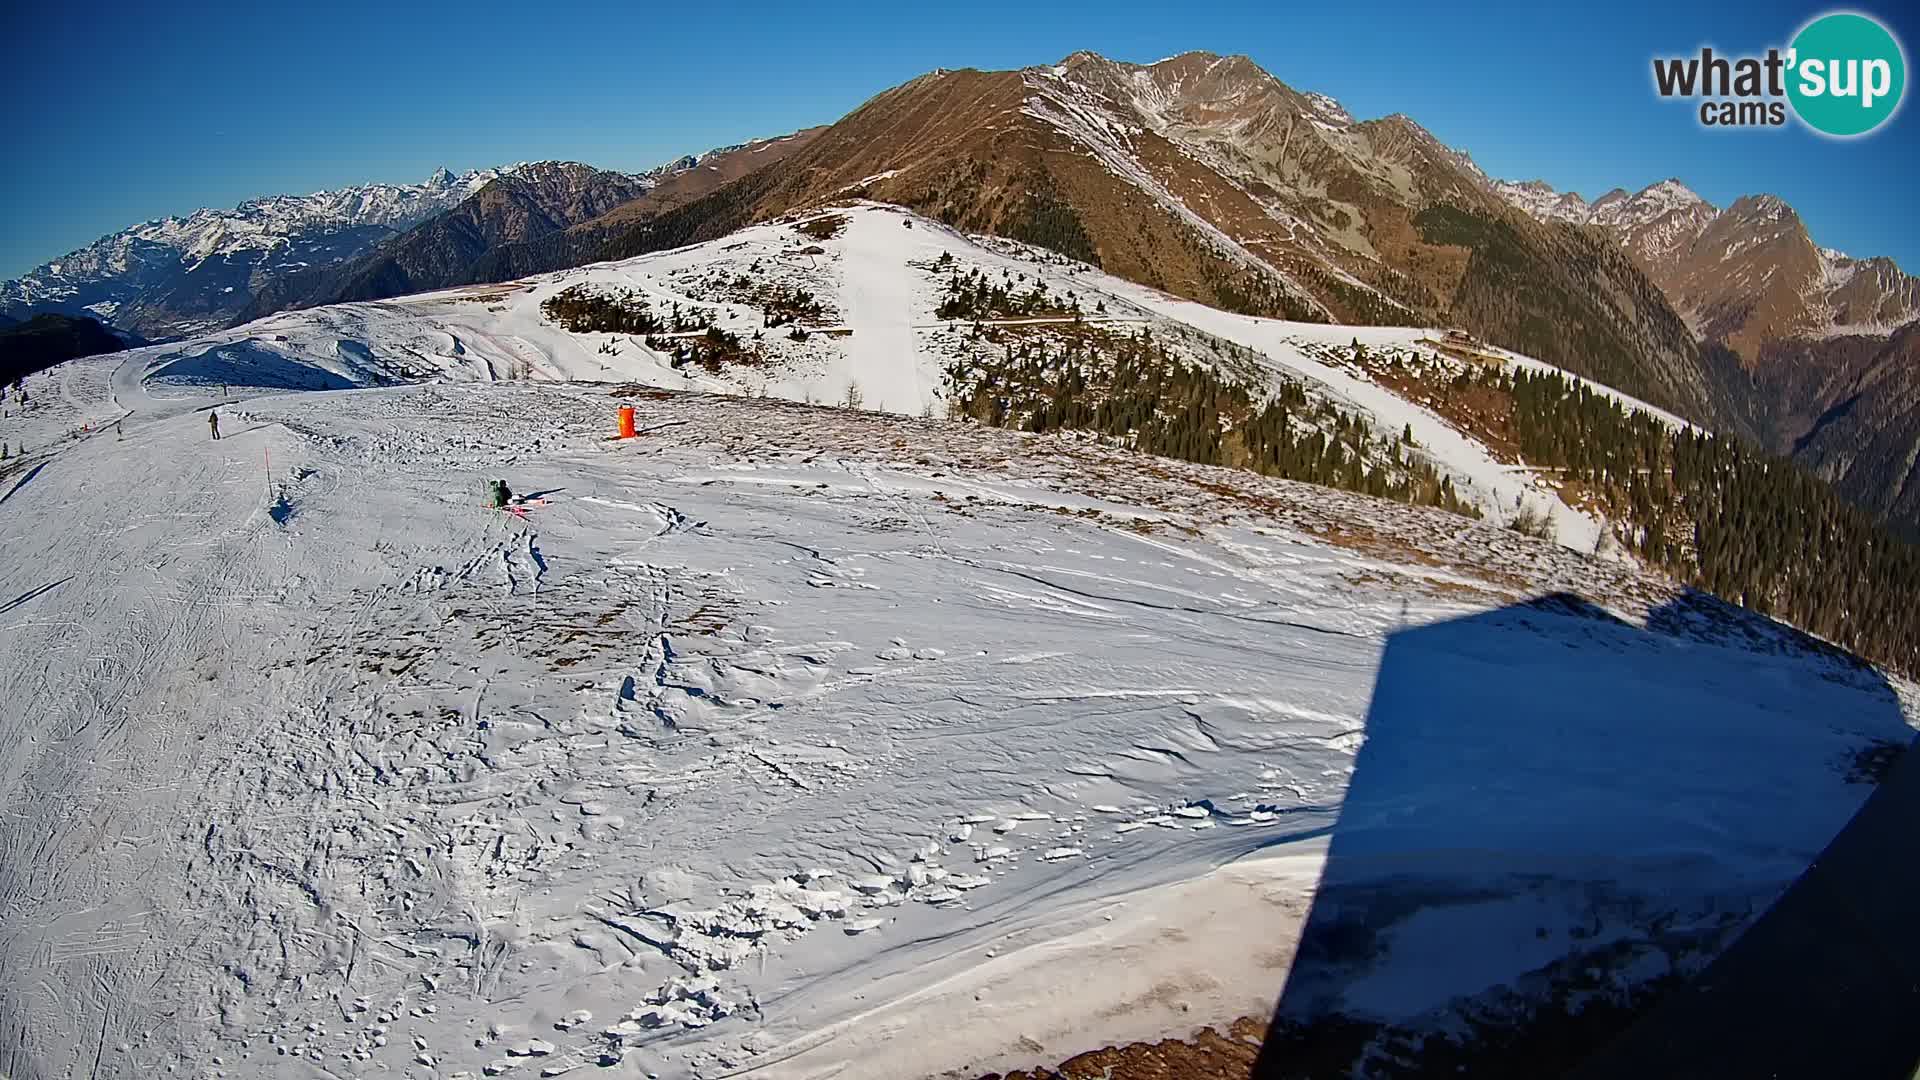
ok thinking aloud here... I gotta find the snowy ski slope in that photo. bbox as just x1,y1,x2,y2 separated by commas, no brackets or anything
0,338,1914,1079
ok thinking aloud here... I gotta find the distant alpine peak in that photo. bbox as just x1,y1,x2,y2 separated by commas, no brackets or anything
0,138,786,341
1641,177,1706,205
1302,91,1353,126
1729,192,1797,222
1,163,522,338
649,154,701,176
1494,175,1714,228
1489,178,1591,223
495,160,615,179
1590,179,1716,231
1605,178,1712,224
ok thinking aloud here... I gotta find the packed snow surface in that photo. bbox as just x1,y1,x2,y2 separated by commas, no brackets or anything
0,337,1914,1079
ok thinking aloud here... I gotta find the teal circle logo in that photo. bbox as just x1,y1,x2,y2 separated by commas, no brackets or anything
1787,12,1906,136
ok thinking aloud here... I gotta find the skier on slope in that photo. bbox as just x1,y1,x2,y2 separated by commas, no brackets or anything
208,410,220,441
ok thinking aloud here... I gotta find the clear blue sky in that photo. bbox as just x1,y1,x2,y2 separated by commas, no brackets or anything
3,0,1914,279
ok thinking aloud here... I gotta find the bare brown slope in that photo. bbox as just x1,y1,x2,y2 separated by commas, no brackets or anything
591,128,828,226
336,161,651,300
1557,184,1920,531
1777,324,1920,539
447,130,826,285
609,66,1327,320
1499,179,1920,362
1663,195,1832,359
772,66,1285,311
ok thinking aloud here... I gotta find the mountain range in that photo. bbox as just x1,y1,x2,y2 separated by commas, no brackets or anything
1492,175,1920,529
1,166,511,339
231,132,824,322
4,50,1917,532
0,143,814,342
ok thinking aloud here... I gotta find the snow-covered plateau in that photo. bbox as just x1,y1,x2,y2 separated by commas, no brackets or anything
1,204,1915,1080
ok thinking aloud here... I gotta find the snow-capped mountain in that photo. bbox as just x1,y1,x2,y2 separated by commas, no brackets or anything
0,168,504,339
1586,178,1711,230
1492,175,1920,530
1492,176,1718,238
10,44,1920,1080
566,51,1907,529
1489,179,1593,224
0,161,672,341
1493,175,1728,279
1676,194,1920,346
1492,176,1919,347
233,133,827,322
232,161,662,319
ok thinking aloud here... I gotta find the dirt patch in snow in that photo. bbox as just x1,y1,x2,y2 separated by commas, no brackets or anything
974,1017,1267,1080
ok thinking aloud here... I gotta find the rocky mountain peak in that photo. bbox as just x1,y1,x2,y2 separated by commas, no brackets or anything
1056,49,1109,69
646,154,701,180
1641,177,1706,205
1722,193,1800,228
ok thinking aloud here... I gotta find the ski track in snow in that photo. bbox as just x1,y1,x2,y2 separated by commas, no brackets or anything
0,214,1917,1080
834,212,926,415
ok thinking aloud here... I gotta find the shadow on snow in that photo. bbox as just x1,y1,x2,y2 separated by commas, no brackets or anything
148,341,361,392
1249,589,1918,1079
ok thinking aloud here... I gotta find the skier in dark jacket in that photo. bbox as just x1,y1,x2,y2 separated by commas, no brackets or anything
208,410,220,441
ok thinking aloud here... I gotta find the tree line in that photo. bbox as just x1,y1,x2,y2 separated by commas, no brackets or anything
1439,360,1920,676
539,285,677,335
936,265,1083,321
946,327,1474,517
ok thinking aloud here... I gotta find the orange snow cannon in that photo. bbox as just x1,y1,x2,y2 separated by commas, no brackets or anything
617,405,636,439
